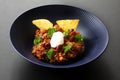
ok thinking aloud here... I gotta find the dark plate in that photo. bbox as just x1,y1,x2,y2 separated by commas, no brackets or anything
10,5,109,68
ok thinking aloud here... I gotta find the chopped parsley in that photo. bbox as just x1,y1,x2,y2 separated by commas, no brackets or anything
46,49,54,59
63,44,73,54
74,34,84,42
64,29,70,38
33,36,43,45
47,28,57,37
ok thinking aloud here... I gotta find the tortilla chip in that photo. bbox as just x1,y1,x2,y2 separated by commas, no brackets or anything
32,19,53,30
56,19,80,31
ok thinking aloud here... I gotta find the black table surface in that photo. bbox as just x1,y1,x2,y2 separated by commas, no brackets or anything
0,0,120,80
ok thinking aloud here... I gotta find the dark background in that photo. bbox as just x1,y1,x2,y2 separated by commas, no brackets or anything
0,0,120,80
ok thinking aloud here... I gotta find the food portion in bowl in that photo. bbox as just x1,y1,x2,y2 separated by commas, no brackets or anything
32,19,84,63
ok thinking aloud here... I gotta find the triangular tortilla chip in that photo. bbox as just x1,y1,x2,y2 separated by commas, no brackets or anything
56,19,80,32
32,19,53,30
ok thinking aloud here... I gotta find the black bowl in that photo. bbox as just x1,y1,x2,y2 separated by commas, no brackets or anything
10,5,109,68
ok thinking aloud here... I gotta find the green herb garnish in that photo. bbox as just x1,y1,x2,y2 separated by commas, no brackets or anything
74,34,84,42
64,29,70,38
47,28,57,37
63,44,73,54
33,36,43,45
46,49,54,59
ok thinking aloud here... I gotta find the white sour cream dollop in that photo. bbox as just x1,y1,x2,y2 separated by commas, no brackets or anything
50,31,64,48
